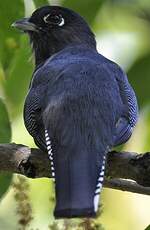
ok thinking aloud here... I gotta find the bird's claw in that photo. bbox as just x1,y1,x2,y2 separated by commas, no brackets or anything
18,159,36,178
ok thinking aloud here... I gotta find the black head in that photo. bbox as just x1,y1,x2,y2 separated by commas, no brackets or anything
12,5,96,66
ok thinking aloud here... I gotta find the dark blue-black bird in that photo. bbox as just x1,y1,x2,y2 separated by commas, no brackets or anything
12,5,138,218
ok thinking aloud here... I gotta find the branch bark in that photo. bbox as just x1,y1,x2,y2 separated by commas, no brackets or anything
0,143,150,195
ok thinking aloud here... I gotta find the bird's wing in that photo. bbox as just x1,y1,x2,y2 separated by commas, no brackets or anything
111,64,138,146
23,63,59,151
24,87,47,151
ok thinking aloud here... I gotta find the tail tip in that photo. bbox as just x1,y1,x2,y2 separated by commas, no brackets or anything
54,208,96,219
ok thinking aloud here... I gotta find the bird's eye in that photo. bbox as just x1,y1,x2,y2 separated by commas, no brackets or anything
43,14,65,26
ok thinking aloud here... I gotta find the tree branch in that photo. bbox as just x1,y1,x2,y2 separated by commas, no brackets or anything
0,143,150,195
104,179,150,195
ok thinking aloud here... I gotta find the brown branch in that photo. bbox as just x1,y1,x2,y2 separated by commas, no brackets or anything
0,143,150,195
106,151,150,187
104,179,150,195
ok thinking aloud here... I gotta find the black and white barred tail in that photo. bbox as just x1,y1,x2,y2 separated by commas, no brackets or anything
45,129,55,178
94,155,106,212
44,129,106,218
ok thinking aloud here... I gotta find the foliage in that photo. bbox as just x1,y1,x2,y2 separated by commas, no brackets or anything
62,0,105,25
145,225,150,230
4,36,33,116
0,98,11,142
128,53,150,107
12,175,33,230
34,0,49,8
0,98,12,200
0,173,12,200
0,0,24,68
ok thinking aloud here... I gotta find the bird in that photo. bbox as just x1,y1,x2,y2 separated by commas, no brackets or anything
12,5,138,218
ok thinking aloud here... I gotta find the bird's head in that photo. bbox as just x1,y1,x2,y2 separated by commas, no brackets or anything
12,5,96,66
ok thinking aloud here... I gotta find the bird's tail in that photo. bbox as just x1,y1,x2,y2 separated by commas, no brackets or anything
45,129,106,218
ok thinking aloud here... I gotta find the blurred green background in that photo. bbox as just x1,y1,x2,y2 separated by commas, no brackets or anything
0,0,150,229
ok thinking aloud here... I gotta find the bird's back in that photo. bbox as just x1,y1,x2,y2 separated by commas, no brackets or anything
25,46,123,151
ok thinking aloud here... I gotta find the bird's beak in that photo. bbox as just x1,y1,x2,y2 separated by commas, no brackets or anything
11,18,38,32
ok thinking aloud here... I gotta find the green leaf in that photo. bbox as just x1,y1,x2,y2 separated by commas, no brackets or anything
145,225,150,230
0,99,11,143
0,100,12,200
34,0,49,8
0,0,24,69
62,0,104,25
0,62,5,83
0,173,12,200
127,53,150,108
4,36,33,117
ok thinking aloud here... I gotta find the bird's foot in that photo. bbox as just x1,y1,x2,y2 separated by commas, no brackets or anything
18,159,36,178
